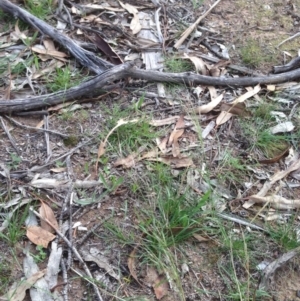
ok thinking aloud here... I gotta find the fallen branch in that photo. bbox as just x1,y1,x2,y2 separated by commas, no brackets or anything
2,64,300,113
1,0,300,114
0,62,134,113
0,0,112,74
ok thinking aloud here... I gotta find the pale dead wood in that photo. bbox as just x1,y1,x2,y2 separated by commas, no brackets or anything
259,245,300,290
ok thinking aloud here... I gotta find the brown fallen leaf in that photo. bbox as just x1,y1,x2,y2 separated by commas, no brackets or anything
150,116,180,126
232,84,261,104
193,233,210,242
220,102,251,117
119,1,142,34
2,270,45,301
168,115,185,145
156,137,169,154
140,148,159,159
195,92,224,114
153,274,169,300
145,267,169,300
258,147,289,164
26,226,56,248
183,53,207,74
39,202,59,233
147,156,194,168
92,34,123,65
50,167,67,173
114,154,136,168
128,246,143,286
31,46,68,59
216,111,233,126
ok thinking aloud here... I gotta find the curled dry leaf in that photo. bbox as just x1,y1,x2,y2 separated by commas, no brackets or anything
26,226,56,248
39,202,59,233
195,92,224,114
183,53,207,74
145,267,169,300
31,45,68,59
147,156,194,168
50,167,66,173
220,102,251,117
119,1,142,34
168,115,185,146
2,270,45,301
150,116,180,126
232,84,261,104
193,233,210,242
114,154,137,168
216,84,260,125
128,246,143,286
156,137,169,154
216,111,233,126
258,147,289,164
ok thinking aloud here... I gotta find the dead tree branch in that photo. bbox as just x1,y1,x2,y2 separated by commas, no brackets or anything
0,0,112,74
1,0,300,114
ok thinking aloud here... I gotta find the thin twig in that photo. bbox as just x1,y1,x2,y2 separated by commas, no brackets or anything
76,215,112,248
5,115,69,138
44,115,52,163
67,191,74,270
277,32,300,47
30,207,104,301
0,116,20,155
29,137,94,172
60,258,69,301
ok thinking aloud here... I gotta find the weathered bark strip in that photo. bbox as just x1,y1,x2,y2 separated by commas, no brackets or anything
0,0,113,74
0,62,134,113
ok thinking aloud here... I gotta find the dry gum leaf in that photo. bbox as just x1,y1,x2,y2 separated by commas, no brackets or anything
26,226,56,248
39,202,59,233
3,270,45,301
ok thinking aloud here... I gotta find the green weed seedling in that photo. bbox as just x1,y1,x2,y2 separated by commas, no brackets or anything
216,150,248,187
239,38,276,68
239,101,297,158
8,153,22,170
0,206,28,246
25,0,53,20
165,56,194,73
191,0,204,9
31,245,47,263
268,217,300,251
0,259,12,295
47,67,82,92
217,228,271,301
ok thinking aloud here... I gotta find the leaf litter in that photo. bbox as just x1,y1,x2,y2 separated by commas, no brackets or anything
0,0,300,300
